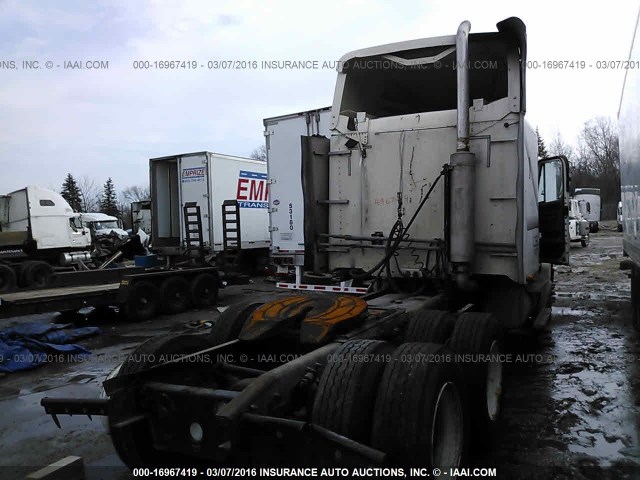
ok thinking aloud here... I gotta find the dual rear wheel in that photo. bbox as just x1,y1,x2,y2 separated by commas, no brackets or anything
0,261,55,292
312,310,503,468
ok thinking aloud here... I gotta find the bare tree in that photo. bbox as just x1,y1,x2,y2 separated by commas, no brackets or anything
117,191,132,229
77,175,101,212
577,117,619,179
548,132,575,163
250,144,267,161
122,185,151,203
571,116,620,218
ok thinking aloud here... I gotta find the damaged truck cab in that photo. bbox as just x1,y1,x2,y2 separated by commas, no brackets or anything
286,17,569,329
42,17,570,470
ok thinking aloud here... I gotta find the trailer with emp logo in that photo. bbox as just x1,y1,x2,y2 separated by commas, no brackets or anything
149,151,270,268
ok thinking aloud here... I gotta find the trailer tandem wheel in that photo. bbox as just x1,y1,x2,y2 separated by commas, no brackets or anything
449,312,503,437
371,342,467,468
108,333,212,468
160,276,192,314
124,280,159,321
20,260,54,288
0,264,16,293
190,273,219,308
209,301,264,346
404,310,456,344
311,339,393,443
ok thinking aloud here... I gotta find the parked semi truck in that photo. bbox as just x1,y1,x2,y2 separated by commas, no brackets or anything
569,198,590,248
619,9,640,330
131,200,152,236
574,187,601,232
43,17,570,469
0,185,92,292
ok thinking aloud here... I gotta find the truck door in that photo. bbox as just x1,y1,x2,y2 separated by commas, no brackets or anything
538,155,570,265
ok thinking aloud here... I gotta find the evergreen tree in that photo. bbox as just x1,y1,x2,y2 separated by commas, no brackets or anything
536,127,548,159
60,173,82,212
100,177,119,217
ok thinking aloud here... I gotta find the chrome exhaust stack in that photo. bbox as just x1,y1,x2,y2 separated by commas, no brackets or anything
450,20,477,290
456,20,471,152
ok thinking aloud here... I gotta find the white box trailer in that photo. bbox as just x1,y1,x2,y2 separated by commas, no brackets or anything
150,152,270,257
264,107,332,271
619,9,640,329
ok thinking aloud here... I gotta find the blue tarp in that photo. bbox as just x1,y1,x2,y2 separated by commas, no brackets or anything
0,322,100,373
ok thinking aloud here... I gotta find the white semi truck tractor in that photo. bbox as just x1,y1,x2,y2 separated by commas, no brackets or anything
0,185,92,292
43,17,570,470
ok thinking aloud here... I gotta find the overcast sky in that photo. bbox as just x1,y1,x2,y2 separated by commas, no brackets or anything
0,0,636,195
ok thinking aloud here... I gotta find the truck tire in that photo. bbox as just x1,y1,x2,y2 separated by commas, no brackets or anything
581,236,590,248
210,301,263,346
371,343,467,468
21,261,54,288
404,310,455,343
449,312,503,437
190,273,219,308
632,265,640,331
124,281,159,322
312,339,393,442
109,333,212,468
160,277,191,314
0,264,16,293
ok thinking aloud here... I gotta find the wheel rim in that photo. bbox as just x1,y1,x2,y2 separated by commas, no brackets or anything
34,271,47,286
430,381,464,468
486,340,502,421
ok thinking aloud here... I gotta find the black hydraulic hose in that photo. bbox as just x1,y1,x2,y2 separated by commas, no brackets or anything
350,169,445,281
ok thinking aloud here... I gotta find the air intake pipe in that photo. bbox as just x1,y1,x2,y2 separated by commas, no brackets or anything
449,20,477,290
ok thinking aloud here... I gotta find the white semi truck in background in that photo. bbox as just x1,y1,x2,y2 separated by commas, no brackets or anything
574,187,601,232
131,200,152,236
44,17,572,470
150,151,270,267
0,185,92,292
569,198,590,247
619,9,640,330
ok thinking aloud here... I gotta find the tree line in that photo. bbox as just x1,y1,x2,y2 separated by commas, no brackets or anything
537,117,620,220
60,174,150,229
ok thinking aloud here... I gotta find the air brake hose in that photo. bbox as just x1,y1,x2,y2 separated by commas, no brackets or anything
349,168,445,280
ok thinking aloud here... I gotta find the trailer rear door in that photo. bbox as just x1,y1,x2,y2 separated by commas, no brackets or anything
178,153,212,248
